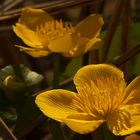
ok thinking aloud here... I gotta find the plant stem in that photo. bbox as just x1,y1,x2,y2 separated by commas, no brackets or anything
112,44,140,67
89,50,100,64
48,53,66,140
53,53,60,88
120,0,131,77
102,0,125,62
0,117,17,140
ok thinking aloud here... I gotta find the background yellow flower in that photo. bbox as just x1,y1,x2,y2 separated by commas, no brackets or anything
36,64,140,135
13,7,103,57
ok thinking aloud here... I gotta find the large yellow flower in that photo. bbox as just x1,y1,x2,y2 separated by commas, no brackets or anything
36,64,140,135
13,7,103,57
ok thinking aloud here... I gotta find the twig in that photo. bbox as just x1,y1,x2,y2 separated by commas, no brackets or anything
121,0,131,54
2,0,22,13
112,44,140,66
0,117,17,140
59,77,73,87
0,0,101,21
120,0,131,75
33,77,73,97
102,0,125,62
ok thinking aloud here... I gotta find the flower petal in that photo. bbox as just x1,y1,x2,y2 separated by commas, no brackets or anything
16,45,50,57
74,64,126,110
125,134,140,140
13,23,42,48
19,7,53,30
74,64,124,88
122,90,140,105
126,76,140,94
35,89,79,121
48,34,75,52
48,33,89,56
62,35,89,57
75,14,104,39
107,104,140,136
123,76,140,104
62,37,101,57
63,113,104,134
85,37,101,52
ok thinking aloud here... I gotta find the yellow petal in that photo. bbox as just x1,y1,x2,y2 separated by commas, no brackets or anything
122,89,140,105
75,14,104,39
74,64,124,89
62,36,101,57
19,7,53,30
48,34,75,52
63,113,104,134
48,33,88,55
13,23,42,48
62,35,89,57
16,45,50,57
125,134,140,140
126,76,140,99
35,89,79,121
85,37,101,52
123,76,140,104
126,76,140,94
107,104,140,136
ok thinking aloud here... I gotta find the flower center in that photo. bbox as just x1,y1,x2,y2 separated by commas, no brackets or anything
73,77,126,118
36,20,74,46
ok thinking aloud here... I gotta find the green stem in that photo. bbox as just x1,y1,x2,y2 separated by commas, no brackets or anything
48,53,65,140
53,53,60,88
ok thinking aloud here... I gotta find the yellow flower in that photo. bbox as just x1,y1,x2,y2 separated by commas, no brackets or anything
36,64,140,135
13,7,103,57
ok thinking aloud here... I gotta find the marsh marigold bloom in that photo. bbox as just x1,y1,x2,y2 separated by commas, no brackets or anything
36,64,140,135
13,7,103,57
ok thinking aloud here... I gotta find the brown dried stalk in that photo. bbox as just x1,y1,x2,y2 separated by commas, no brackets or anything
121,0,131,54
1,0,23,12
0,117,17,140
120,0,131,75
112,44,140,67
0,0,101,21
102,0,125,62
